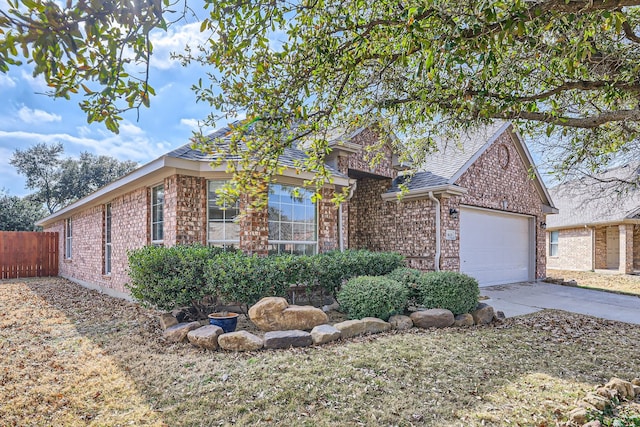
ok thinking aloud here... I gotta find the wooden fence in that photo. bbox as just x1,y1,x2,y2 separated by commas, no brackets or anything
0,232,59,279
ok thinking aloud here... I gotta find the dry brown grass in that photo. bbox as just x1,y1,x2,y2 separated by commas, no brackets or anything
1,277,639,426
548,269,640,296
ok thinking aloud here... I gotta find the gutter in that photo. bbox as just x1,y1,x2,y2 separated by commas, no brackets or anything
338,180,358,252
428,191,441,271
381,184,467,202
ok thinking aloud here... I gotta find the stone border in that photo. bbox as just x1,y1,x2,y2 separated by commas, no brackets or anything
160,302,504,352
564,377,640,426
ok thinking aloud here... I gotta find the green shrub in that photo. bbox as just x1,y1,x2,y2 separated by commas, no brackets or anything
204,252,294,310
386,267,423,301
337,276,409,321
126,244,227,310
415,271,479,315
314,250,405,297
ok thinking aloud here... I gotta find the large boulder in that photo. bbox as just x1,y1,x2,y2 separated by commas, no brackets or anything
453,313,474,327
158,313,178,330
218,331,264,352
263,330,313,349
163,321,201,343
410,309,454,329
187,325,224,350
471,303,495,325
310,324,341,345
604,377,635,400
248,297,328,332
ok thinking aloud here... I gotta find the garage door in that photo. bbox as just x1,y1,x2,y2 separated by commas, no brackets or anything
459,207,532,286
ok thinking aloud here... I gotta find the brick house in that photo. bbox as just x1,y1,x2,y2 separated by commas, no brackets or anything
546,163,640,273
37,121,556,298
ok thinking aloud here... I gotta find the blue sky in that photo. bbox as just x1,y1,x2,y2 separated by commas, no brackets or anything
0,11,224,197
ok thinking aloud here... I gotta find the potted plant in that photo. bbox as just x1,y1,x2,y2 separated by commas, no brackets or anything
208,311,239,333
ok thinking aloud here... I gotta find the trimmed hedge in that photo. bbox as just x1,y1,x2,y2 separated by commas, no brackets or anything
127,246,405,310
126,244,227,310
415,271,479,315
337,276,409,321
386,267,423,302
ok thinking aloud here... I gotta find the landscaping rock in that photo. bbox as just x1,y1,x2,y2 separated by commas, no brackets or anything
568,407,588,425
389,315,413,330
248,297,328,332
582,392,610,411
595,386,617,399
583,421,602,427
163,321,201,343
410,309,454,329
453,313,474,327
158,313,178,330
264,330,312,349
604,377,635,400
361,317,391,334
310,324,341,345
322,301,340,312
334,319,367,339
634,385,640,397
187,325,223,350
494,311,506,321
471,303,495,325
632,378,640,387
218,331,263,352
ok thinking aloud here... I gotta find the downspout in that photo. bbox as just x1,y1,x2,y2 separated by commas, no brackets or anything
428,191,441,271
338,181,358,252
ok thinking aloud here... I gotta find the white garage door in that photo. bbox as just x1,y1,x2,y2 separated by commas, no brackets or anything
459,207,532,286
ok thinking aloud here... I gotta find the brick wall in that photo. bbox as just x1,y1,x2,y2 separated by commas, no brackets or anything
172,175,207,245
317,187,339,253
455,132,547,279
546,227,593,271
634,225,640,270
346,127,397,179
594,227,607,269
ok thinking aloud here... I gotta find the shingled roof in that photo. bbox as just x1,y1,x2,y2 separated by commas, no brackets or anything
546,163,640,229
165,124,348,178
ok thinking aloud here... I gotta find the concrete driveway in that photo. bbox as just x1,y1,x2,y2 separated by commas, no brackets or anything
481,281,640,325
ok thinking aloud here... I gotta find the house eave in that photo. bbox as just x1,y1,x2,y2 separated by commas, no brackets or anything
381,184,468,201
546,218,640,230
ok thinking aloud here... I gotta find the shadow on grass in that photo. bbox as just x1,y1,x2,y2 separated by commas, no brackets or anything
18,277,640,426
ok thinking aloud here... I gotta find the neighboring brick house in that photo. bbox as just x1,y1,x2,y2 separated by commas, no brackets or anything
37,121,556,298
546,163,640,273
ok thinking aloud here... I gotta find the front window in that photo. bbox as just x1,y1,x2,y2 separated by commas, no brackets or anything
268,184,317,255
104,203,112,275
549,230,559,257
65,218,72,259
151,185,164,244
207,180,240,247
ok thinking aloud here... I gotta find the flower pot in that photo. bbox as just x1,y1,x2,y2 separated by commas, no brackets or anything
208,312,239,333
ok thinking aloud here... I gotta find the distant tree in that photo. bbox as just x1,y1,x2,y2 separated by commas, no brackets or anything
10,142,138,213
0,190,45,231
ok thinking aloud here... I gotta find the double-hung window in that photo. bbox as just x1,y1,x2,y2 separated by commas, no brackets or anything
151,185,164,245
65,218,72,259
267,184,317,255
104,203,112,275
549,230,559,257
207,180,240,247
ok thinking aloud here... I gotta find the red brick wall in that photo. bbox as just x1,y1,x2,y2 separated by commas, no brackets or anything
317,187,339,253
346,127,397,179
594,226,607,269
173,175,207,245
455,132,546,279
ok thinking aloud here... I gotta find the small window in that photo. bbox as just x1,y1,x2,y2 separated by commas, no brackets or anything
104,203,112,275
151,184,164,244
549,230,559,257
65,218,73,259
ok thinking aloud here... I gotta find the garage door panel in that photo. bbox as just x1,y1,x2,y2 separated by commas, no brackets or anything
460,208,531,286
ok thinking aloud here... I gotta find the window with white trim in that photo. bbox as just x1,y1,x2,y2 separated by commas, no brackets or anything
267,184,317,255
65,218,72,259
207,180,240,247
104,203,112,275
549,230,559,257
151,184,164,244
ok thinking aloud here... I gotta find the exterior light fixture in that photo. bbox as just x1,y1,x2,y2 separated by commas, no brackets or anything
540,222,547,229
501,198,508,210
449,208,459,219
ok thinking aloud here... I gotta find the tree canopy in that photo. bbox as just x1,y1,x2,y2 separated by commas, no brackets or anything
4,0,640,198
10,142,138,213
0,190,45,231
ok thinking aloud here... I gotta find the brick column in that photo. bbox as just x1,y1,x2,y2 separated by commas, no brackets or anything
619,224,634,274
238,193,269,256
317,187,339,253
439,196,460,271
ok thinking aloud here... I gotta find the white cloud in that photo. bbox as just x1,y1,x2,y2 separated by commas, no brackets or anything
0,122,171,163
20,69,48,92
17,106,62,124
0,74,16,88
149,22,212,70
180,117,216,135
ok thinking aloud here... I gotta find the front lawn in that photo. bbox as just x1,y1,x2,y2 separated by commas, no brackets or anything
1,278,638,426
547,269,640,296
